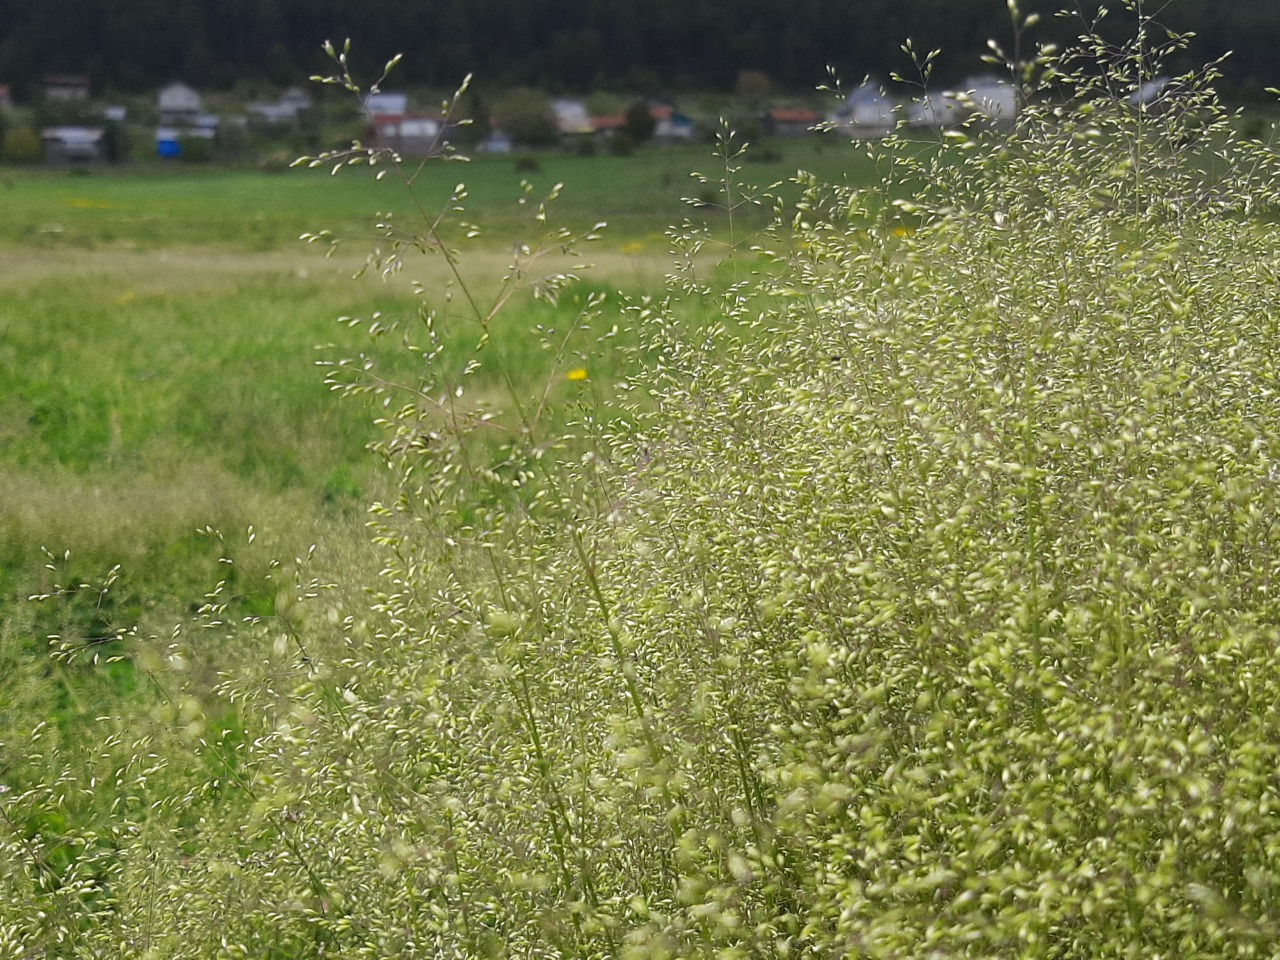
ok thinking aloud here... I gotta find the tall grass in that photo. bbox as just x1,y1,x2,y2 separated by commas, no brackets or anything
8,8,1280,957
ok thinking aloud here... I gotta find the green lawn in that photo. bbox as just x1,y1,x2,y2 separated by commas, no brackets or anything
0,138,882,250
0,136,887,640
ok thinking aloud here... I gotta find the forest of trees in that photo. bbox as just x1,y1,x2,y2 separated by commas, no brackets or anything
0,0,1277,100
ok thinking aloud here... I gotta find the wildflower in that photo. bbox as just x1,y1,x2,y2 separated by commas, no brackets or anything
566,367,589,382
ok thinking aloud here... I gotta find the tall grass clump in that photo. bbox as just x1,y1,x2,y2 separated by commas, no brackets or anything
8,6,1280,956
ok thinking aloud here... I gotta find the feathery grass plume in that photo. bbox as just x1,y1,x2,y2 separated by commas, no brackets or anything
8,7,1280,955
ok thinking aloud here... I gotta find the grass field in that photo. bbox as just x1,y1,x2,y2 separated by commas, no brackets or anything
0,136,886,661
0,139,882,249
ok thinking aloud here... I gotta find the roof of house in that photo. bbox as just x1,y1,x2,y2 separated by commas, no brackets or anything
591,113,627,131
767,108,821,123
159,82,201,109
43,74,90,87
848,82,890,106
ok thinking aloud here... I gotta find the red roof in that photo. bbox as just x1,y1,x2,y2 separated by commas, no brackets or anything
591,114,627,131
768,109,821,123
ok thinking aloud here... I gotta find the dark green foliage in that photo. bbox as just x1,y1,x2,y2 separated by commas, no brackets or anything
177,134,213,163
623,101,655,144
496,87,559,148
100,120,127,163
0,126,40,164
0,0,1277,95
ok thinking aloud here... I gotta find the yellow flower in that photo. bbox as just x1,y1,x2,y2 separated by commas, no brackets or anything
566,368,589,382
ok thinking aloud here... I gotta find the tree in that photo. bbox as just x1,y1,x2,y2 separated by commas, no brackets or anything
494,87,557,147
623,99,654,144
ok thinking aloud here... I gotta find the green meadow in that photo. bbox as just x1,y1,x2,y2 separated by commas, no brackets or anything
0,140,877,671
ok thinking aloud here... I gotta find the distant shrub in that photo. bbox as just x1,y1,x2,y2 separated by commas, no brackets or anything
607,131,636,156
1,127,41,164
735,68,773,100
496,87,559,147
567,134,596,157
258,148,292,172
624,99,656,143
101,120,128,163
177,134,213,163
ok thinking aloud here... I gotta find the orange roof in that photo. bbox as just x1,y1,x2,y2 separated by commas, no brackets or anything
768,108,821,123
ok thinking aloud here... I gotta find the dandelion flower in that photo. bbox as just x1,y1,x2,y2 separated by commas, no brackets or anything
566,367,589,382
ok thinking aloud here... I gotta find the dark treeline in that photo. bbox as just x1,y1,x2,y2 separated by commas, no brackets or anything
1,0,1276,100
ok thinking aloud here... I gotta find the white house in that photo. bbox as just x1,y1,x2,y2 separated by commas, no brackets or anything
849,81,895,128
1127,77,1171,108
248,102,297,124
478,129,513,153
44,75,90,102
828,81,897,137
907,94,964,128
158,82,202,125
651,104,695,142
42,126,104,163
371,114,444,156
907,76,1015,129
280,86,313,112
365,92,408,117
552,99,593,135
958,75,1016,125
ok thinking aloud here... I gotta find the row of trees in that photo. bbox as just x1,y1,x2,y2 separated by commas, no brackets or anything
0,0,1276,100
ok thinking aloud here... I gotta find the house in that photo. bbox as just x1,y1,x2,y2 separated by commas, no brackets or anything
248,102,300,126
826,82,897,138
957,75,1016,126
364,92,408,117
1127,76,1170,108
851,82,896,127
280,86,313,112
590,113,627,136
907,76,1016,129
907,91,966,128
192,113,220,136
43,75,90,102
155,127,182,157
762,108,821,137
42,126,104,163
477,129,513,154
370,114,445,156
552,99,593,135
249,86,314,126
650,104,695,142
156,117,216,158
158,82,202,125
